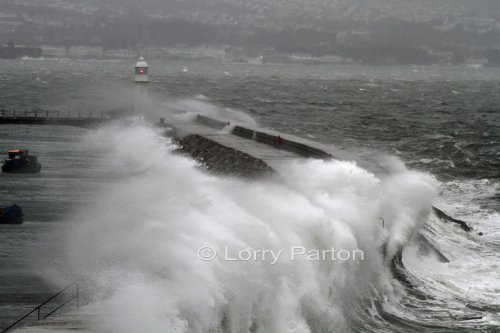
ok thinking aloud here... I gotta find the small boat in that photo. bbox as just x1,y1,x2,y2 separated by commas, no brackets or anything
2,149,41,173
0,204,23,224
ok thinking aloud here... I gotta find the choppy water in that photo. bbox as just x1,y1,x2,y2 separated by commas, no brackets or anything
0,59,498,332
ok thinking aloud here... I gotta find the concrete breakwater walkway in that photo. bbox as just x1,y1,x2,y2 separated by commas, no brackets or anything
170,114,387,176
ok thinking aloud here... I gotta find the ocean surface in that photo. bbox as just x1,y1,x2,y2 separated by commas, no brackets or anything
0,59,498,332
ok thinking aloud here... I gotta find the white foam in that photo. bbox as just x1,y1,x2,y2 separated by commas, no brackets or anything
46,120,439,332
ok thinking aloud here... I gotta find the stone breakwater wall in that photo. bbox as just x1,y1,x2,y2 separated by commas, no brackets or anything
175,134,274,179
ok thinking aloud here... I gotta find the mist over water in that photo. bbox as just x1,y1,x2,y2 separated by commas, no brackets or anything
34,120,439,332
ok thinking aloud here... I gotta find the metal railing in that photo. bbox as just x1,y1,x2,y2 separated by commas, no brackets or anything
1,283,79,333
0,109,107,119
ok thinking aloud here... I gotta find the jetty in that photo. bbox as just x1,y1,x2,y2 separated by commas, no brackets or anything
169,114,387,176
3,115,470,333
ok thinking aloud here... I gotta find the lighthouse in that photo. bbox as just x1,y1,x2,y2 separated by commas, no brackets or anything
134,57,149,83
134,57,150,114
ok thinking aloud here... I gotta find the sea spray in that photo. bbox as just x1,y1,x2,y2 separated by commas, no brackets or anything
45,120,438,333
151,97,257,127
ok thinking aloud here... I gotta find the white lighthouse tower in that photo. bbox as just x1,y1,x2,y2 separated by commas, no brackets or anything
134,57,150,114
134,57,149,83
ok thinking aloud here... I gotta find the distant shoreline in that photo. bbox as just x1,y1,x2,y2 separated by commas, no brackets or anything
2,54,498,68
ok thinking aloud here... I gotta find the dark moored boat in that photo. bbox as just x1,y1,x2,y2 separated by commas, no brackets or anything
0,204,23,224
2,150,41,173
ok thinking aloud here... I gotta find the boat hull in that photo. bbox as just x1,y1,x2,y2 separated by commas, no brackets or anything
2,163,41,173
0,205,23,224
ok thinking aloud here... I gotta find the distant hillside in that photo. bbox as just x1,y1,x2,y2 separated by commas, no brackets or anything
4,0,500,28
1,0,500,64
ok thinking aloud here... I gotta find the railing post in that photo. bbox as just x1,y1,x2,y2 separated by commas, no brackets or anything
34,110,37,118
37,307,40,320
46,110,49,118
